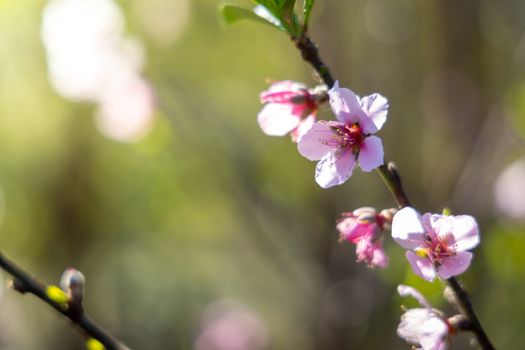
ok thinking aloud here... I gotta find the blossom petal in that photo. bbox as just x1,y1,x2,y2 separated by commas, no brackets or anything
328,82,368,125
263,80,304,95
356,114,379,135
315,149,355,188
436,251,473,279
297,122,336,160
369,240,389,268
336,217,374,242
406,251,436,281
290,114,315,142
420,316,449,350
397,285,432,308
358,136,384,172
450,215,480,251
359,93,388,131
257,103,300,136
397,308,433,345
421,213,444,242
260,80,308,104
391,207,427,249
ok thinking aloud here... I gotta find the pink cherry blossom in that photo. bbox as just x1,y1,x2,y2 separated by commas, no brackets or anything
397,285,450,350
297,81,388,188
336,207,393,268
391,207,480,281
258,81,319,142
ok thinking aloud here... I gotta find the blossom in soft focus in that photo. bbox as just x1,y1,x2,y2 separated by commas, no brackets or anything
258,81,320,142
96,73,155,142
194,300,268,350
336,207,394,268
397,285,449,350
41,0,155,142
391,207,480,281
494,157,525,221
297,81,388,188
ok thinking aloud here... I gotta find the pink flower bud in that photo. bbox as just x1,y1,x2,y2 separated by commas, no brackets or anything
336,207,394,268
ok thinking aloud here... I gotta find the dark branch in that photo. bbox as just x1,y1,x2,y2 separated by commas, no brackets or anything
293,32,495,350
0,251,128,350
293,34,335,88
447,277,495,350
376,163,411,208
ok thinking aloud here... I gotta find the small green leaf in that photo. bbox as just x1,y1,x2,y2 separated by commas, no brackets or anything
253,0,301,36
280,0,301,36
254,0,281,18
281,0,296,16
303,0,316,30
253,4,285,30
221,5,272,26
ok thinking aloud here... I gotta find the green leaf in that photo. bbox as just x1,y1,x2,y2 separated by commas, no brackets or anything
221,4,283,30
254,0,281,19
280,0,300,36
280,0,296,16
252,0,301,36
253,4,285,30
303,0,315,29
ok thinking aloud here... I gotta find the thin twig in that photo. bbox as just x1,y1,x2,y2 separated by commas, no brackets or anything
376,163,411,208
293,34,335,88
0,251,128,350
447,276,495,350
293,32,495,350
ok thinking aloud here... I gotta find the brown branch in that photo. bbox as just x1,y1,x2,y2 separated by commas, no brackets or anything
376,163,411,208
0,251,128,350
293,32,495,350
447,276,495,350
293,34,335,88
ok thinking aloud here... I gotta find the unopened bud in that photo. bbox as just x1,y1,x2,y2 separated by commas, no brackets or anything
352,207,377,217
443,286,458,308
447,314,470,332
380,208,397,222
60,268,85,307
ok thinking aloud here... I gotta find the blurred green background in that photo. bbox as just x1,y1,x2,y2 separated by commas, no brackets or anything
0,0,525,349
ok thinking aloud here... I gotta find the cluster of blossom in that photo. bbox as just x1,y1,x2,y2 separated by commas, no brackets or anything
41,0,155,142
259,80,387,188
258,80,482,349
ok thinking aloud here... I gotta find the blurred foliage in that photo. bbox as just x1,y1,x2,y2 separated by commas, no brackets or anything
0,0,524,349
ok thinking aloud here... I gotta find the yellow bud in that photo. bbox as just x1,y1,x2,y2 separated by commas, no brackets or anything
442,207,452,216
86,338,105,350
46,285,69,309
